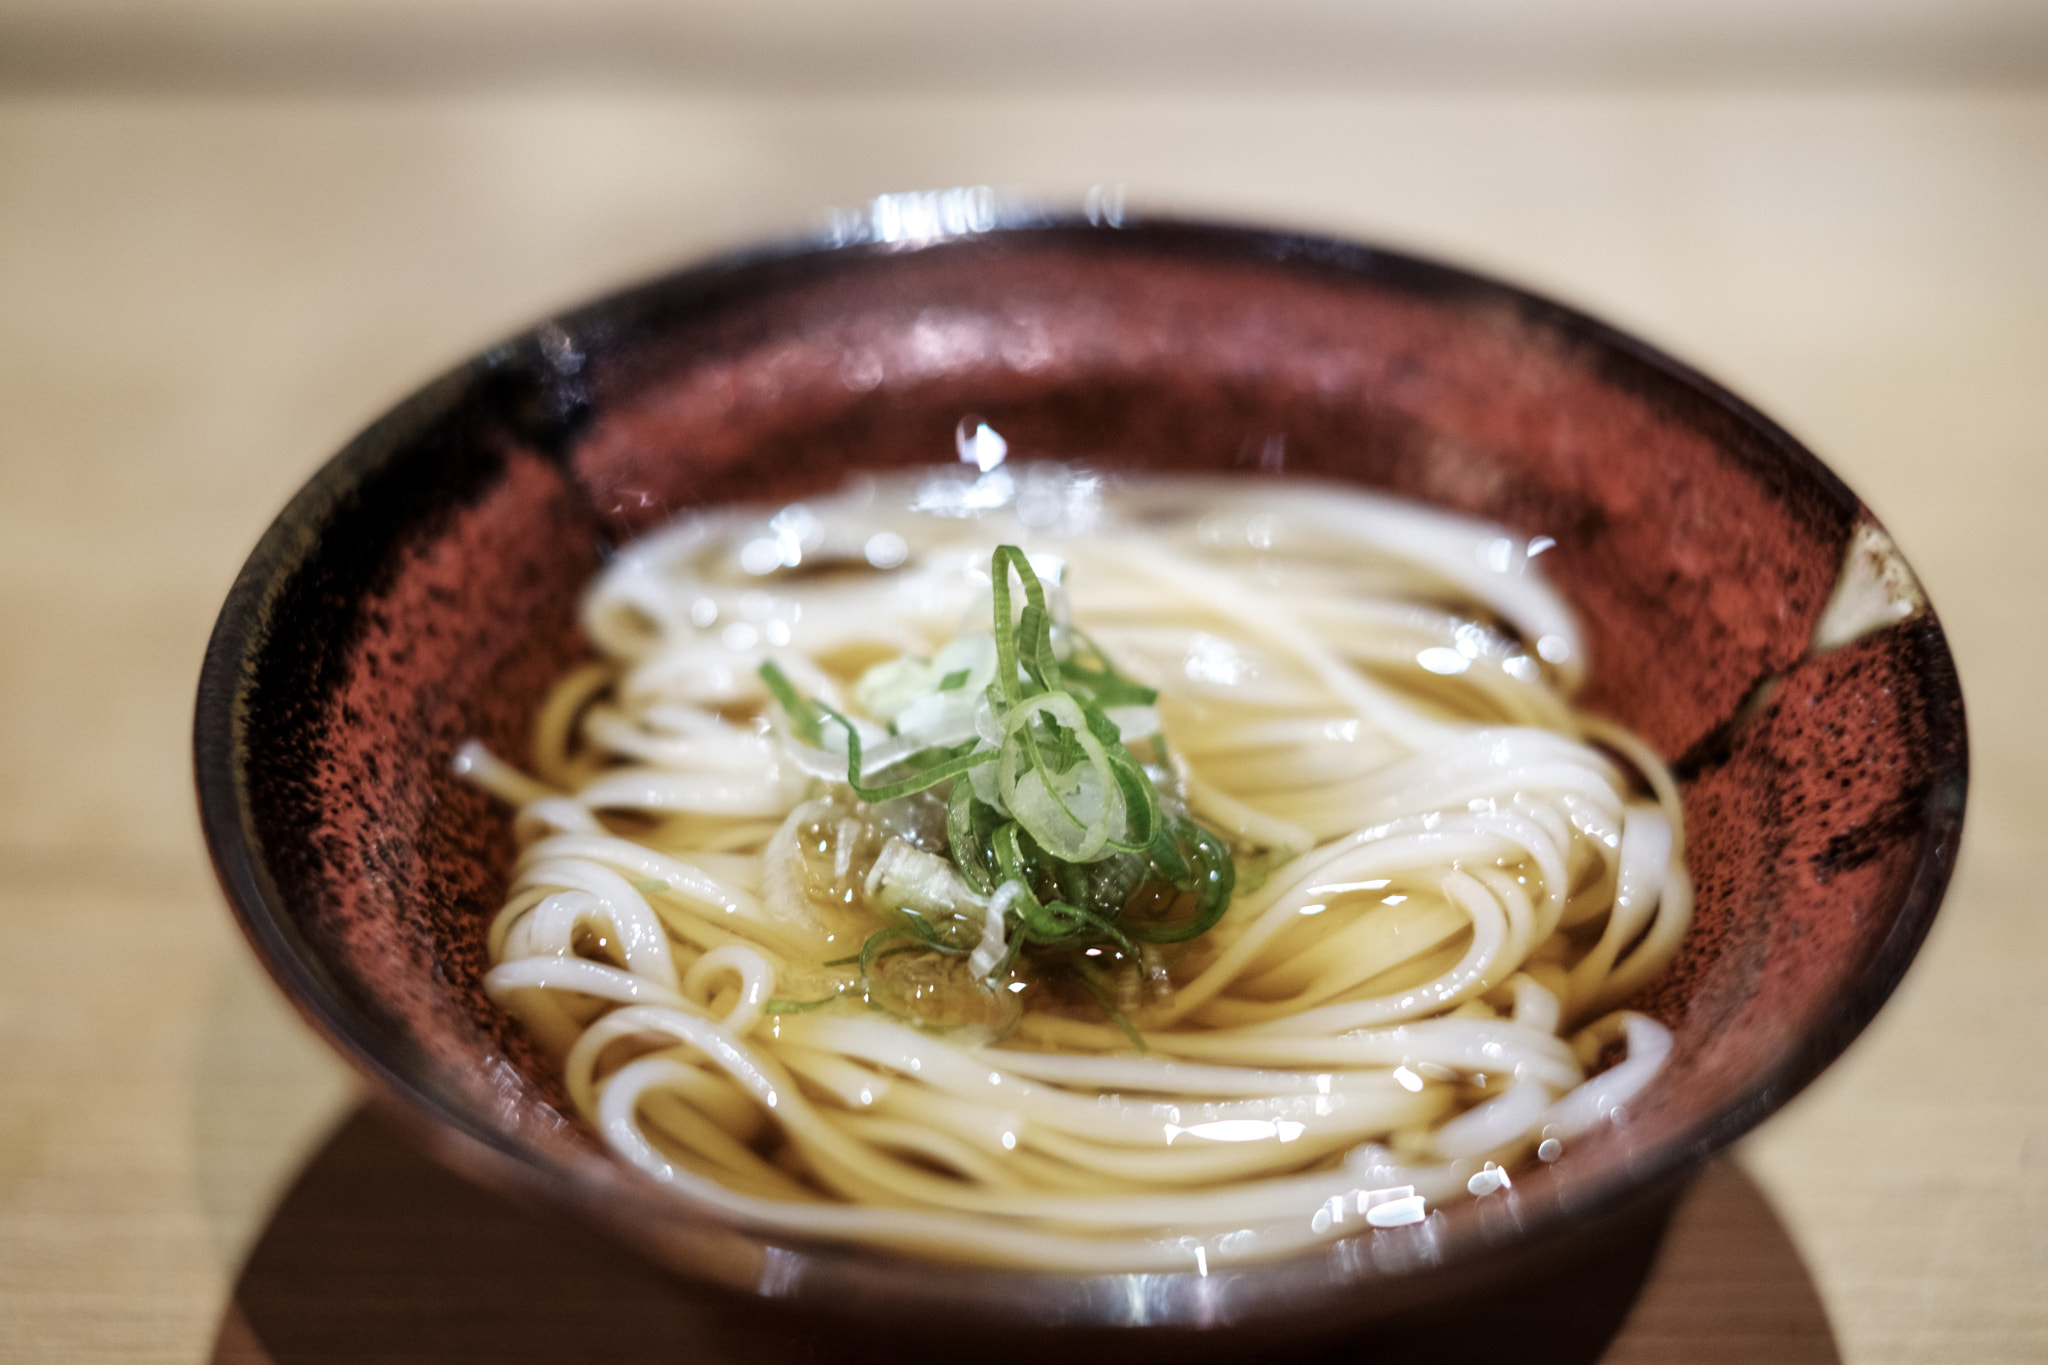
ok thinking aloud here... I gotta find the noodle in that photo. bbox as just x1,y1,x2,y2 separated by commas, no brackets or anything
457,459,1691,1272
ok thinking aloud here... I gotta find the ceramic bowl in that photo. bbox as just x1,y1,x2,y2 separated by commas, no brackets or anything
196,202,1965,1349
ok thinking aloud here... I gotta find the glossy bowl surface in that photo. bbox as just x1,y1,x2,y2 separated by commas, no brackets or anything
196,207,1965,1340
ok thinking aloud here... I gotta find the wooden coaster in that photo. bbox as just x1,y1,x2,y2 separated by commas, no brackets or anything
211,1109,1836,1365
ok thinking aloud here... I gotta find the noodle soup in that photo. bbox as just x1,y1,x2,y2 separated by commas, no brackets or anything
458,456,1690,1271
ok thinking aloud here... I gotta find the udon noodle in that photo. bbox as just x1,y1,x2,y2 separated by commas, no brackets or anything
457,457,1691,1271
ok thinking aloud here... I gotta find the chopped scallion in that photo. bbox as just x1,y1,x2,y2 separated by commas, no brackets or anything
757,543,1243,1031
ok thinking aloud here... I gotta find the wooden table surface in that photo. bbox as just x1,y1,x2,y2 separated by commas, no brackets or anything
1,89,2042,1364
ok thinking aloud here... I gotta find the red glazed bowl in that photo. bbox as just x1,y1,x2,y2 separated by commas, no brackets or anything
195,204,1964,1350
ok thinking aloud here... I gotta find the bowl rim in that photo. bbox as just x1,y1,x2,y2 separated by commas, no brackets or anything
194,204,1967,1330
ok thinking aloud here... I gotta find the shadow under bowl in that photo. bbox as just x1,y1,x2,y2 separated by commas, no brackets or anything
195,209,1965,1347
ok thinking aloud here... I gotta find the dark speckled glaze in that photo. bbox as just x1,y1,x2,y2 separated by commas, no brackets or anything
196,212,1965,1345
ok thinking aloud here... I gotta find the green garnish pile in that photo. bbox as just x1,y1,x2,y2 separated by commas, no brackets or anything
758,546,1235,1035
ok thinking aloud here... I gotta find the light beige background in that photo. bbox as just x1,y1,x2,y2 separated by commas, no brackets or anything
1,6,2044,1361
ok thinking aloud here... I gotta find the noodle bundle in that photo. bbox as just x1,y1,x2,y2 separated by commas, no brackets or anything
458,460,1691,1271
